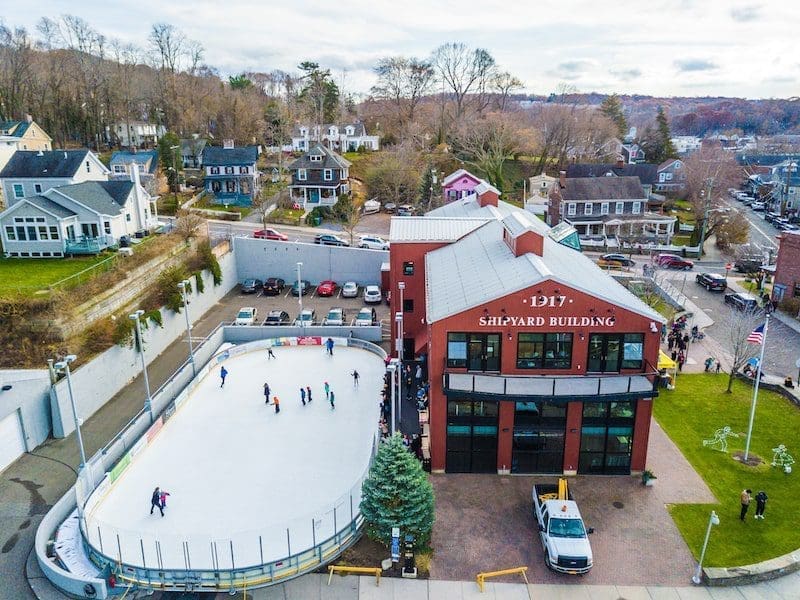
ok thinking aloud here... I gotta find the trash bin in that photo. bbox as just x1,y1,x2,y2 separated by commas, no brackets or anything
314,216,322,226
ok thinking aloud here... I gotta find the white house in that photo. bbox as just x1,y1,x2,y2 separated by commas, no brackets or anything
288,123,379,152
108,121,166,149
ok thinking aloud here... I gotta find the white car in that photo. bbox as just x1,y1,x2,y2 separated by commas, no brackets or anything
294,309,316,327
358,235,390,250
323,307,346,326
341,281,359,298
234,307,258,326
354,307,377,326
363,285,383,304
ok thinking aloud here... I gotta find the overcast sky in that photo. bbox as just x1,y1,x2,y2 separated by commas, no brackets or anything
3,1,797,99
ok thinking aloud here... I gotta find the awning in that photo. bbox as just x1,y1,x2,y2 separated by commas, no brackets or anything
658,350,676,370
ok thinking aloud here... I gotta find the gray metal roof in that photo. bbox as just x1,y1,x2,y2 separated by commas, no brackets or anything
425,211,664,324
48,181,134,215
566,163,658,186
426,194,519,220
109,150,159,174
0,150,90,179
390,217,489,242
288,144,351,170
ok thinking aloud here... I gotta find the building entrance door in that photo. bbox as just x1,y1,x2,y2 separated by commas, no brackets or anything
446,399,498,473
511,401,566,473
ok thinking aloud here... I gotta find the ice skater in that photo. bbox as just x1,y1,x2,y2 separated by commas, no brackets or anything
150,487,164,517
271,396,281,413
300,387,306,406
306,386,312,403
267,347,276,360
220,366,228,388
325,337,335,356
263,382,271,403
159,489,171,509
324,381,330,400
329,390,335,409
351,370,360,387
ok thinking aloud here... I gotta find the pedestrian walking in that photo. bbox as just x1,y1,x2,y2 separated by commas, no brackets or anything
271,396,280,414
667,334,675,351
677,350,685,372
150,487,164,517
220,366,228,388
160,490,171,509
740,489,752,521
704,357,714,372
351,370,360,387
329,390,335,409
671,350,677,362
755,490,768,519
715,360,721,374
415,364,422,385
300,387,306,406
263,382,271,403
324,381,330,400
325,337,335,356
267,347,276,360
306,386,312,402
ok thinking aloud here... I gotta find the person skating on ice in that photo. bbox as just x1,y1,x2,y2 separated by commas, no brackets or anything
220,366,228,388
306,386,312,403
324,381,330,400
263,382,271,404
329,390,335,409
325,337,335,356
267,347,276,360
351,370,360,387
271,396,280,413
300,387,306,406
150,487,164,517
160,489,171,510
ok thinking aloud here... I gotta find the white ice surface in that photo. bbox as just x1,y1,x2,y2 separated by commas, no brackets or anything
84,344,383,571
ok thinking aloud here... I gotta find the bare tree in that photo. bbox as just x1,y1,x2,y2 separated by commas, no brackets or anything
174,210,205,243
372,56,435,125
492,71,524,112
432,42,496,120
722,306,762,393
0,24,35,120
364,143,424,207
683,145,742,243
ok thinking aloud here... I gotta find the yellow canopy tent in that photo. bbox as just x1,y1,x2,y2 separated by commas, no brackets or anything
658,350,677,389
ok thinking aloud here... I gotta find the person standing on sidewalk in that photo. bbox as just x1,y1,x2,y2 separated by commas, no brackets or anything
740,489,752,521
324,381,330,400
351,370,360,387
306,386,313,403
329,390,335,409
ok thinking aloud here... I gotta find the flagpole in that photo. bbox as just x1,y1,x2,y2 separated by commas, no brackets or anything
744,314,769,462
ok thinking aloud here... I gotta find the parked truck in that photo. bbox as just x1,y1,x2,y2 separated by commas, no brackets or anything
532,479,594,575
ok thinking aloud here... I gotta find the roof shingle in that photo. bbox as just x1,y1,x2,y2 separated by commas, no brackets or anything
0,150,91,179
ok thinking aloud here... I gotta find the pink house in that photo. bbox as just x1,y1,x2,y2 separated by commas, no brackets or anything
442,168,484,203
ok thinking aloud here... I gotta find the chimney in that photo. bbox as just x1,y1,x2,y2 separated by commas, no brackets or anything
478,188,498,208
130,163,141,187
559,170,566,188
514,230,544,257
615,156,624,168
223,139,234,149
25,114,33,123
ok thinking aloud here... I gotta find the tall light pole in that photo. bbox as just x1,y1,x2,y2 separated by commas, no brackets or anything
692,510,719,584
744,314,770,461
52,355,86,468
177,279,196,376
387,361,397,436
129,310,154,422
394,313,404,426
296,262,304,323
397,280,406,361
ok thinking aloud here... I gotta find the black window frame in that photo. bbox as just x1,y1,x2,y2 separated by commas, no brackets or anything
403,261,415,276
516,333,573,369
403,298,414,313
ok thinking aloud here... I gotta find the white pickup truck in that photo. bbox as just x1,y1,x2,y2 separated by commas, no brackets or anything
532,480,594,575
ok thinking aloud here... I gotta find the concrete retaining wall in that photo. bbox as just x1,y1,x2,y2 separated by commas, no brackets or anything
0,370,52,451
705,549,800,585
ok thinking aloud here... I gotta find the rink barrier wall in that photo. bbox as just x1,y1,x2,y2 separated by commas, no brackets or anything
222,324,384,344
72,336,384,594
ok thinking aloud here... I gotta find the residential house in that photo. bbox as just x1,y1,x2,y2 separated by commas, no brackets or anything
0,117,53,184
108,121,166,149
655,159,687,194
524,173,557,217
0,150,110,207
771,231,800,305
671,136,702,155
442,169,485,202
0,170,157,257
201,143,261,206
180,138,207,168
770,160,800,217
288,123,379,152
288,144,351,208
621,143,645,164
548,172,676,244
109,150,159,194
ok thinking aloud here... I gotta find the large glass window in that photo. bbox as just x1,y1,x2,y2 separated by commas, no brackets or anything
447,333,467,368
588,333,643,372
517,333,572,369
447,333,501,371
578,402,635,474
621,334,644,369
447,400,498,473
512,401,566,474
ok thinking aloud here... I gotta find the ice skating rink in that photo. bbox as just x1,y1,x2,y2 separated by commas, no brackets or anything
83,341,384,570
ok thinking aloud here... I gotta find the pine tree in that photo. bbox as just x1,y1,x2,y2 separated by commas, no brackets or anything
655,106,677,161
360,434,435,549
599,94,628,138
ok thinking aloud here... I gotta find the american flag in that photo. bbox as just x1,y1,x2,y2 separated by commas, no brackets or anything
747,324,765,345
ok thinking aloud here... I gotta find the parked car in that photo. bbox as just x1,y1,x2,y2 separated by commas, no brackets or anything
734,257,764,273
657,254,694,270
532,480,593,575
354,307,377,326
695,272,727,291
358,235,390,250
253,228,288,241
263,310,290,326
240,278,263,294
290,279,312,296
323,307,346,326
294,309,316,326
724,292,761,312
750,201,766,212
262,277,286,295
765,212,781,224
317,280,338,297
363,285,383,304
384,202,397,213
362,199,381,215
234,307,258,326
597,253,635,268
314,233,350,247
397,204,416,216
341,281,359,298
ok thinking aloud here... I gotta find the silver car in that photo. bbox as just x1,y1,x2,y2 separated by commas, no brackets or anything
341,281,359,298
323,307,346,326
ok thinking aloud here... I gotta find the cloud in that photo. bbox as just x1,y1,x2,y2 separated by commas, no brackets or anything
610,68,642,81
546,59,596,80
674,59,719,72
730,5,762,22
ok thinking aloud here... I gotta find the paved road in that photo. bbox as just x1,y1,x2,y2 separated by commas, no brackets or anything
722,197,780,253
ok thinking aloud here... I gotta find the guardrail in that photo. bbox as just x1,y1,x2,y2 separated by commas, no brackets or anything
327,565,382,585
476,566,529,592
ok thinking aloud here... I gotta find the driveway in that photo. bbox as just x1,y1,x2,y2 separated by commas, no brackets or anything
429,419,715,586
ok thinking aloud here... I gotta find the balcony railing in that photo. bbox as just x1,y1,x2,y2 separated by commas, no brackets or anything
65,235,111,255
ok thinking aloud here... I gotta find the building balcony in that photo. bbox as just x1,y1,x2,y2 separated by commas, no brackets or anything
443,369,659,403
65,235,111,255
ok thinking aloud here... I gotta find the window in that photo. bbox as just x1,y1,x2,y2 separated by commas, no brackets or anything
86,161,91,173
447,333,468,368
621,333,644,369
210,167,220,175
447,333,501,371
15,226,26,240
298,169,307,181
584,203,593,215
26,226,37,240
403,261,415,276
310,155,322,162
13,184,24,199
403,299,414,313
567,202,576,216
666,173,673,181
34,184,43,193
632,201,641,214
323,169,332,181
37,225,49,240
113,165,126,174
103,221,111,235
49,226,59,240
5,226,15,241
239,166,248,174
588,333,644,372
659,173,666,182
794,282,800,298
615,202,624,214
600,202,609,215
126,214,131,222
225,166,234,174
517,333,573,369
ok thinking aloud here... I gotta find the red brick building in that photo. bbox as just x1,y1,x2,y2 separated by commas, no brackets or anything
389,190,664,475
772,231,800,304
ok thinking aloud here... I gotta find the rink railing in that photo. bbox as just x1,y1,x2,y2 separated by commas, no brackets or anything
70,335,385,593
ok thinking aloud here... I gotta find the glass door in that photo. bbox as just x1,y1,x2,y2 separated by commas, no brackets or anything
466,334,502,372
446,400,498,473
587,334,623,373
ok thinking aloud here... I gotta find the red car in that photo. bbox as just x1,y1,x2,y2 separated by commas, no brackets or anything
316,280,338,297
657,254,694,270
253,228,288,241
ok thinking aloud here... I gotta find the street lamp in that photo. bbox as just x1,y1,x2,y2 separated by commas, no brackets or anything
692,510,719,584
177,279,196,376
296,262,304,323
129,310,154,422
394,313,404,426
397,281,406,361
52,355,87,468
387,361,398,436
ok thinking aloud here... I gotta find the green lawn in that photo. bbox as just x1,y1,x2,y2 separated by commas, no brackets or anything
0,254,111,295
654,374,800,566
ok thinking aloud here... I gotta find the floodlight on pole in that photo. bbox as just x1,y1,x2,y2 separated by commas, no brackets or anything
129,310,154,422
387,362,397,436
296,262,304,319
178,280,196,376
52,355,86,469
692,510,719,584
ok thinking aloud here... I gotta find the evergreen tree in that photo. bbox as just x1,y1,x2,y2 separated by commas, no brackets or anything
417,163,442,210
656,106,677,160
599,94,628,138
360,434,435,549
157,132,182,192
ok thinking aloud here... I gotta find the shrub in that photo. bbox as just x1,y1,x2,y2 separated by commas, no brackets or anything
112,314,135,347
146,309,163,328
197,241,222,286
194,271,205,294
81,319,116,354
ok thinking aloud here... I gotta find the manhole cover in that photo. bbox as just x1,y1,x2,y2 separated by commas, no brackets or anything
613,501,624,509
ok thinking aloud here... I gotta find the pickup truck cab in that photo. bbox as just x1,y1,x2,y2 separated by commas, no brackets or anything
532,481,593,575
